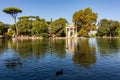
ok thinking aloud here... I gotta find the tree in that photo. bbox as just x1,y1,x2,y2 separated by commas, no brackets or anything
17,16,48,37
97,19,120,37
108,20,120,37
0,21,5,35
97,19,110,37
3,7,22,36
49,18,67,37
72,8,97,37
17,16,32,36
115,27,120,36
32,18,48,37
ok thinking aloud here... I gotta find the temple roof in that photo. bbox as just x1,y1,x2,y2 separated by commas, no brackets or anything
66,24,76,28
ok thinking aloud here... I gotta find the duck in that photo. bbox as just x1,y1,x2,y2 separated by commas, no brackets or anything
56,69,63,76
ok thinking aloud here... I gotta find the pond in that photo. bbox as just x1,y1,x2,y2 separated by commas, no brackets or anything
0,38,120,80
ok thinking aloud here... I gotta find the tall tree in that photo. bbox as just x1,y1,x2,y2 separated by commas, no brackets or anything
3,7,22,36
72,8,97,37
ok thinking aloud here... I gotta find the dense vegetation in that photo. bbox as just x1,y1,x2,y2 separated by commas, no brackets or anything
17,16,48,37
2,16,67,38
72,8,97,37
97,19,120,37
49,18,68,37
0,21,6,35
1,7,120,38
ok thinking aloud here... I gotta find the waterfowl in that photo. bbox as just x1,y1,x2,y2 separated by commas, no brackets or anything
56,69,63,76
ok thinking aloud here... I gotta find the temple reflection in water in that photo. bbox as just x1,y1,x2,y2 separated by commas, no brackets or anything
66,38,78,55
66,38,97,68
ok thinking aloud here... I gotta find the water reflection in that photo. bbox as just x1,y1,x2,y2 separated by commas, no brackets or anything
2,39,66,60
66,38,96,68
0,40,7,55
7,39,49,59
2,38,120,69
97,38,120,56
0,38,98,69
66,38,77,55
1,38,120,80
4,57,22,70
49,38,66,58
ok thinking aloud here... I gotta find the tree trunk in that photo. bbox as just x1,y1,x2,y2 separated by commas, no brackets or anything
14,18,18,36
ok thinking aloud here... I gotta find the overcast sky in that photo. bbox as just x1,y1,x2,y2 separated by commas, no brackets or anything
0,0,120,24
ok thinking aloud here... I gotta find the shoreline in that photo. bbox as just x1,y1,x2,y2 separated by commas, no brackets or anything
11,36,120,41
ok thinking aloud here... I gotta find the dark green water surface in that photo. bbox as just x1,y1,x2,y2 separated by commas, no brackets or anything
0,38,120,80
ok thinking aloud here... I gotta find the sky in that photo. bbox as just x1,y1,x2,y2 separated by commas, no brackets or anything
0,0,120,24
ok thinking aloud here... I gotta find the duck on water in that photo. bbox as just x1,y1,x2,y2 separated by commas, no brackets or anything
56,69,63,76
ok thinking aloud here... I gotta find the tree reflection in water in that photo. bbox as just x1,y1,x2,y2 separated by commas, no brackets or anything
1,38,97,69
72,38,96,68
0,40,7,56
4,57,22,70
97,38,120,56
3,39,66,60
49,38,66,59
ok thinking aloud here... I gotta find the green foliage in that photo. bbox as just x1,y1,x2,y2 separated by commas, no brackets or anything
49,18,67,37
18,16,37,21
17,16,67,37
17,16,48,37
17,17,32,35
97,19,120,37
97,26,109,37
0,21,5,35
32,19,48,37
10,24,16,31
0,22,15,38
3,7,22,14
115,26,120,36
72,8,97,37
5,29,15,38
78,28,88,37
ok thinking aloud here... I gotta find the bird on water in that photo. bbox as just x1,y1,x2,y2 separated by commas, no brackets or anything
56,69,63,76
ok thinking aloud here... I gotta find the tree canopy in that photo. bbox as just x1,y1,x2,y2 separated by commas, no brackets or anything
7,16,68,38
16,16,48,37
3,7,22,18
72,8,97,37
97,19,120,37
49,18,68,37
0,21,5,35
